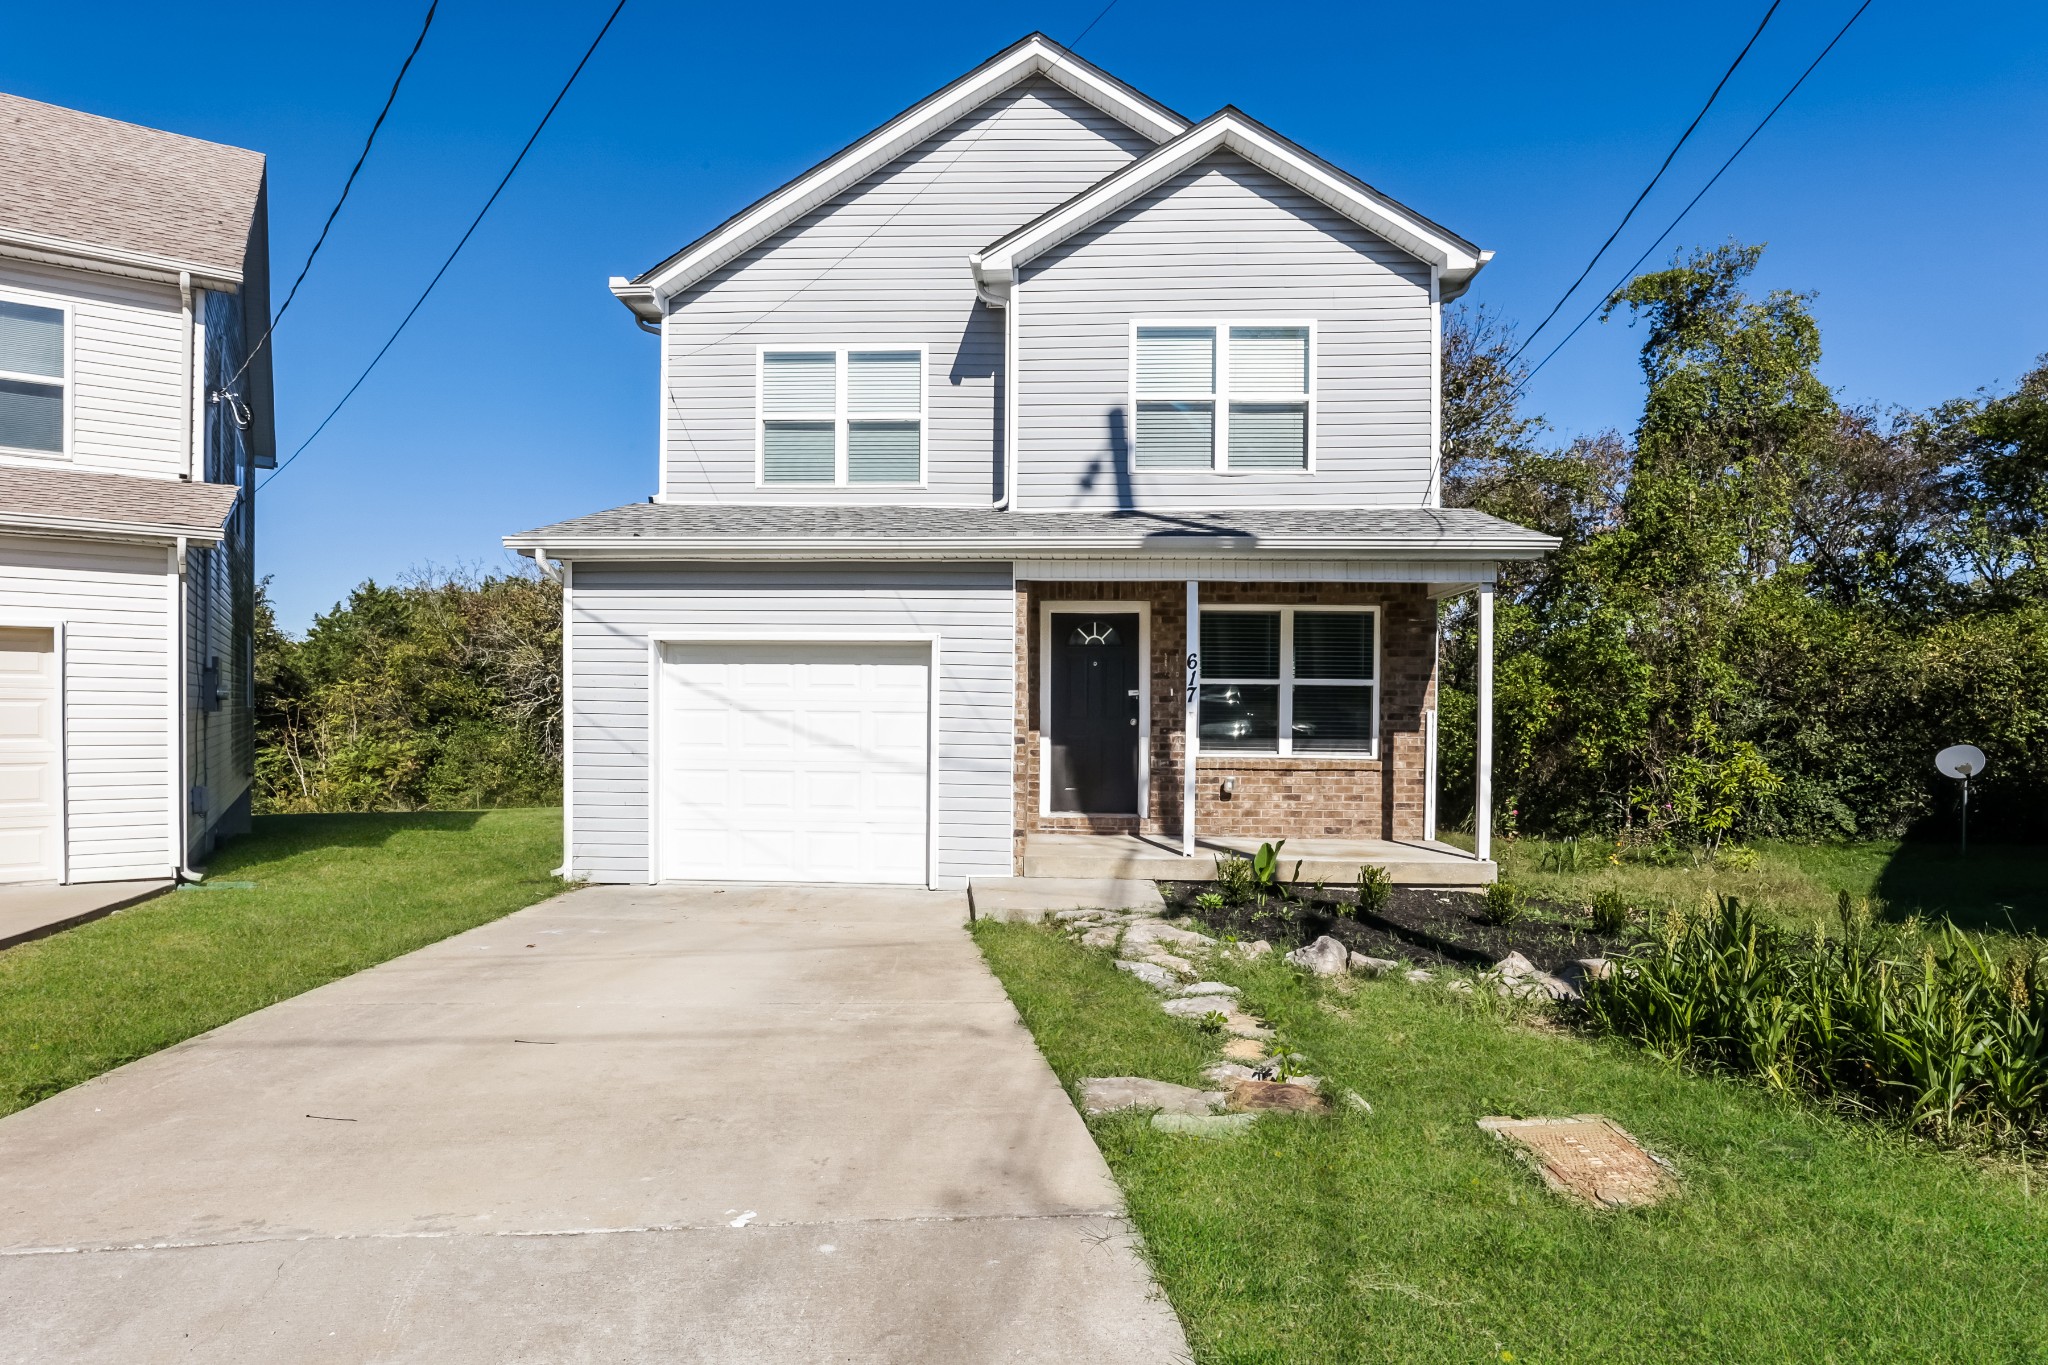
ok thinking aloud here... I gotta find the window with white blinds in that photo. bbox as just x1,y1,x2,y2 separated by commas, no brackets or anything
1133,321,1310,472
759,346,924,484
0,297,66,456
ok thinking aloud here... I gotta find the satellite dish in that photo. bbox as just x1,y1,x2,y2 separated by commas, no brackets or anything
1935,744,1987,780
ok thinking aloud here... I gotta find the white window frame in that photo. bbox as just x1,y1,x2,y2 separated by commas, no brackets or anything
0,286,73,462
1197,604,1377,758
1129,319,1316,475
755,343,928,487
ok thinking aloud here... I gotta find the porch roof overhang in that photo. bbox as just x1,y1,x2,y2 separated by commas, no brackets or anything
0,465,237,546
504,503,1558,564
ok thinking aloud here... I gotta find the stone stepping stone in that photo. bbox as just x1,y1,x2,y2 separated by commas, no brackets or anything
1478,1115,1677,1208
1128,949,1195,976
1176,981,1240,998
1221,1037,1268,1063
1161,995,1237,1019
1224,1079,1330,1114
1124,920,1216,952
1114,959,1176,989
1079,1076,1222,1117
1150,1112,1256,1138
1079,927,1121,949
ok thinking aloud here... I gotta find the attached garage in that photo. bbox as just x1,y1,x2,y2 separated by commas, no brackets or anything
656,640,932,884
0,626,62,883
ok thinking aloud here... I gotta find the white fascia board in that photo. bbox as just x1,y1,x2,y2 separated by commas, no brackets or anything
633,38,1185,308
0,227,242,292
500,533,1555,562
0,515,230,546
610,276,661,322
973,115,1487,302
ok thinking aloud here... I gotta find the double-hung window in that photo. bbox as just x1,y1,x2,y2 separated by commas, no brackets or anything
759,346,924,485
1133,321,1312,472
1198,606,1376,757
0,297,67,456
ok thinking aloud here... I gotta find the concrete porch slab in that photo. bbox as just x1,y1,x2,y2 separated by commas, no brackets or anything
0,880,172,951
968,877,1166,922
1022,833,1496,887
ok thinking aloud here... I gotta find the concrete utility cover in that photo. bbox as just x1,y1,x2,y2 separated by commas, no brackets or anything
1478,1115,1675,1207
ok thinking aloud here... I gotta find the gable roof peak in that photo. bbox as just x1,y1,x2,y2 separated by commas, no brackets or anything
616,33,1187,319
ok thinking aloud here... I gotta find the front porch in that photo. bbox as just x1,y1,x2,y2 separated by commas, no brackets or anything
1019,832,1493,886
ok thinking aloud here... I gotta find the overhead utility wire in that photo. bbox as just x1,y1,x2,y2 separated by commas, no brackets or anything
224,0,440,393
1070,0,1124,48
261,0,630,490
1514,0,1876,394
1505,0,1782,365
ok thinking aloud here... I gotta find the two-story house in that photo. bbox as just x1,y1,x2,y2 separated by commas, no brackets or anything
507,35,1554,891
0,94,269,886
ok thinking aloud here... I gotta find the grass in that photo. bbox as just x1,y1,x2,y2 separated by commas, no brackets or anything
1441,834,2048,942
0,809,563,1118
974,920,2048,1364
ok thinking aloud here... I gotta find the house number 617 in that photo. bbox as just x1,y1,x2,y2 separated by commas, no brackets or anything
1185,652,1199,705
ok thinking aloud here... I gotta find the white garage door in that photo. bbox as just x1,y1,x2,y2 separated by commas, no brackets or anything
659,641,930,884
0,627,61,884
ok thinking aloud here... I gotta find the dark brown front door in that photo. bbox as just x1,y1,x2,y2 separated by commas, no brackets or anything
1049,612,1140,814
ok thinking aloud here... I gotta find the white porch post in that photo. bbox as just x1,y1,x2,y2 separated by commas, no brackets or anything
1475,581,1494,864
1183,579,1199,858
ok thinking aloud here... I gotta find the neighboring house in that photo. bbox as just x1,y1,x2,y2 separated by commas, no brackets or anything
507,34,1555,890
0,93,270,885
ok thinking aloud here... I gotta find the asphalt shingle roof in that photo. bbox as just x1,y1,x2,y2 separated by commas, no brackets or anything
507,503,1557,558
0,92,264,277
0,464,240,540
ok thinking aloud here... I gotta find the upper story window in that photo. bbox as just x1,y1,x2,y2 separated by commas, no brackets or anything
759,346,925,486
1198,606,1376,757
1133,322,1312,473
0,297,67,456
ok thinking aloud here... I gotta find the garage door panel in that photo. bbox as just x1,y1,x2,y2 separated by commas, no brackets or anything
660,642,929,884
0,627,59,883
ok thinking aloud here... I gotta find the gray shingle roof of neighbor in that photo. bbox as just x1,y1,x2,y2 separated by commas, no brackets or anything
0,91,265,278
506,503,1558,560
0,464,240,541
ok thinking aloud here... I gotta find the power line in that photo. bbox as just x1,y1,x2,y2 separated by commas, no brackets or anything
1071,0,1124,48
261,0,629,491
1505,0,1782,365
1514,0,1876,395
226,0,440,393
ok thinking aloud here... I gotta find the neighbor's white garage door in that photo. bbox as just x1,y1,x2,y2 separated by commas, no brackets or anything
659,641,930,884
0,627,62,884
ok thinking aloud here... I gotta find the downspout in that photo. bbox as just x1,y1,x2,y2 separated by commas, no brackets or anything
178,271,196,481
975,263,1016,510
167,536,204,881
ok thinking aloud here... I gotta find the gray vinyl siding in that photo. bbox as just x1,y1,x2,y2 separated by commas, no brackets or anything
567,562,1015,886
662,77,1153,504
1015,151,1436,509
0,534,171,882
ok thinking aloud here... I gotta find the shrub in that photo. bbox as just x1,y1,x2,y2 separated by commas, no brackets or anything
1191,890,1228,913
1589,889,1632,936
1354,864,1393,916
1213,855,1258,908
1582,896,2048,1149
1480,880,1528,927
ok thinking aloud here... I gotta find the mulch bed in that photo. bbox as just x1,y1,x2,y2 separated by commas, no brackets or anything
1158,882,1641,973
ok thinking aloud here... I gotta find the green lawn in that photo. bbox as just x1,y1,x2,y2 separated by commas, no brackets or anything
1445,834,2048,941
975,921,2048,1364
0,809,562,1118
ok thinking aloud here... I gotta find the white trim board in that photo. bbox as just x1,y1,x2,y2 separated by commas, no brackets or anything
1014,559,1497,584
1037,598,1152,820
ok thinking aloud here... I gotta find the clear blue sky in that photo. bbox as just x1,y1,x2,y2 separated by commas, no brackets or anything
7,2,2045,629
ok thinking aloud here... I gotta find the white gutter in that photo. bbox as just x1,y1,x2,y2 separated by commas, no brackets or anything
0,516,230,544
501,534,1556,561
0,227,241,291
166,537,204,883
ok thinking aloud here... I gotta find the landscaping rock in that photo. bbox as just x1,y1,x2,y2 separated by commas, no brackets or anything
1348,952,1400,976
1555,957,1611,995
1403,968,1435,985
1161,995,1238,1019
1113,959,1177,989
1176,981,1240,998
1150,1111,1257,1138
1493,951,1577,1001
1054,909,1106,923
1231,940,1274,960
1341,1090,1373,1113
1477,1114,1677,1208
1124,920,1217,952
1285,935,1351,976
1445,978,1474,994
1079,927,1122,950
1221,1037,1269,1063
1079,1077,1223,1117
1225,1079,1330,1114
1203,1062,1260,1085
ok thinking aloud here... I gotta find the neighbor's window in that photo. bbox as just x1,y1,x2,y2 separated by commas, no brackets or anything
1198,607,1375,756
0,299,66,455
1134,322,1310,472
760,347,923,484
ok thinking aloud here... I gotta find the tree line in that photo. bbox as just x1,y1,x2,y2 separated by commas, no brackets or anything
254,240,2046,844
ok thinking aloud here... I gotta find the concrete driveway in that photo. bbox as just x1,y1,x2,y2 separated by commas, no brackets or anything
0,884,1190,1363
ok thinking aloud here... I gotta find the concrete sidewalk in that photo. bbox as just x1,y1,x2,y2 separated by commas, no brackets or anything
0,879,171,950
0,883,1189,1363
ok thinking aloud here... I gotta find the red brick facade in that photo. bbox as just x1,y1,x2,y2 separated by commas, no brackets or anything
1014,580,1438,870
